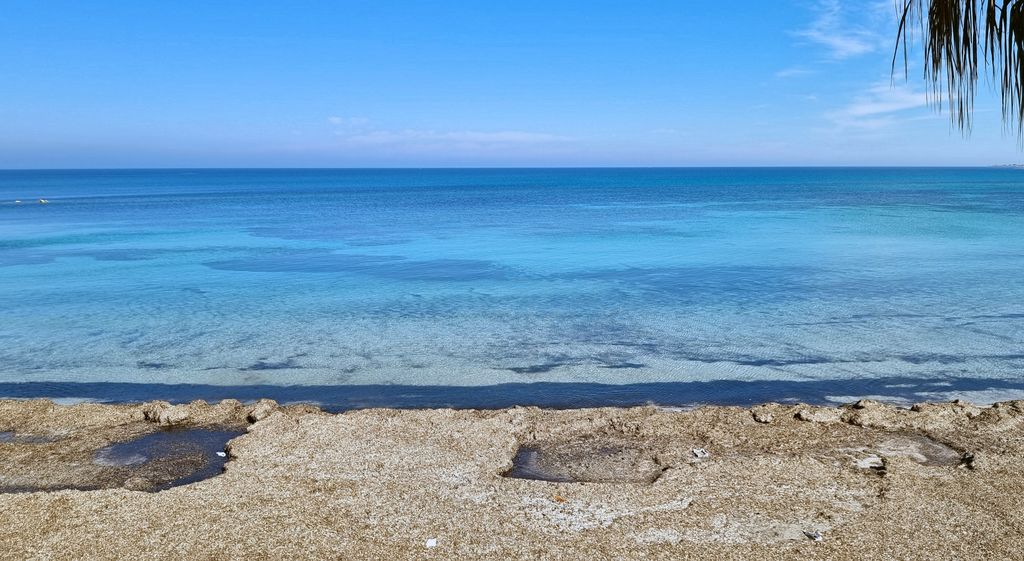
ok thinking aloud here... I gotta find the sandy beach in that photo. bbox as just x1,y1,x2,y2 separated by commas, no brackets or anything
0,398,1021,559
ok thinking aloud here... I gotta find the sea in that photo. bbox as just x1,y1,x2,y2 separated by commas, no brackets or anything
2,168,1024,410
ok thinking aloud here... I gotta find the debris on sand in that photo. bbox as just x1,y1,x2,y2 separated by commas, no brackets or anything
854,454,885,470
803,530,823,542
752,409,775,424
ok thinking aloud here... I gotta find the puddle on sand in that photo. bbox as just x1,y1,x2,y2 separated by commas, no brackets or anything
843,433,963,468
0,427,244,494
93,428,245,491
874,434,962,467
504,438,664,484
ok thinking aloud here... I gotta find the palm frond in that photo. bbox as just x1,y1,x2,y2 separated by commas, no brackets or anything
894,0,1024,137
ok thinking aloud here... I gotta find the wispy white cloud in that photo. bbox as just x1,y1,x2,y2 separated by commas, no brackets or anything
841,84,927,117
827,82,929,129
795,0,890,59
775,67,813,79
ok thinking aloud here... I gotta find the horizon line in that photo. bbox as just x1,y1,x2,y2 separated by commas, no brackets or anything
0,164,1017,172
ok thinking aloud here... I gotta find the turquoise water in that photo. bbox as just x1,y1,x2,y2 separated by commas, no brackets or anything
2,168,1024,406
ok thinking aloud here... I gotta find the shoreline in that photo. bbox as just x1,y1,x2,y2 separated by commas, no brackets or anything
4,375,1024,411
1,398,1022,558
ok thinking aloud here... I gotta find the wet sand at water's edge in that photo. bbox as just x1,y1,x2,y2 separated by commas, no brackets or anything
0,398,1022,559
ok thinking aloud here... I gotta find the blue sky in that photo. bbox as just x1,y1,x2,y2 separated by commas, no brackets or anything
1,0,1021,167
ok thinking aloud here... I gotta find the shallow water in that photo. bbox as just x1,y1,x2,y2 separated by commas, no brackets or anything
2,168,1024,406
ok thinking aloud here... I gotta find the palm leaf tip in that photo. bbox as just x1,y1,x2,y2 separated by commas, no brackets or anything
893,0,1024,138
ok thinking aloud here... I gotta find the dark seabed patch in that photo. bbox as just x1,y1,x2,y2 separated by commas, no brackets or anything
137,361,173,370
80,249,172,262
507,362,571,374
78,247,254,262
732,356,860,367
599,362,647,369
241,358,303,371
897,353,1024,365
548,263,978,306
375,259,514,281
551,265,825,303
967,312,1024,319
0,249,57,267
246,225,412,246
1,247,220,268
508,357,647,373
205,252,514,281
206,252,399,273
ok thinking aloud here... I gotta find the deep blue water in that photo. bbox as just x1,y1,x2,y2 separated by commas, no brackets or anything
2,168,1024,407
